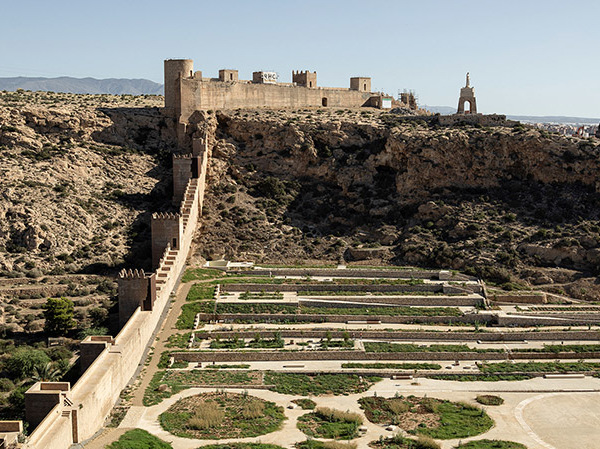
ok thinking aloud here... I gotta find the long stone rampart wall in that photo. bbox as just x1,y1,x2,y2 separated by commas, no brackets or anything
24,144,210,448
172,350,600,363
180,78,374,119
197,330,600,342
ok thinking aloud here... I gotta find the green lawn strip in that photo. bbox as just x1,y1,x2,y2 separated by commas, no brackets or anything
177,301,216,329
143,369,262,406
299,306,461,317
186,284,216,301
182,268,224,283
210,335,285,349
427,374,532,382
295,440,358,449
342,362,442,370
297,291,463,296
416,401,494,439
475,395,504,406
265,372,380,395
205,364,251,369
479,361,600,373
239,291,284,300
369,434,442,449
292,398,317,409
107,429,172,448
166,332,191,348
456,440,527,449
159,392,285,439
223,278,425,286
359,396,493,440
521,344,600,353
297,408,362,440
200,444,286,449
364,342,502,353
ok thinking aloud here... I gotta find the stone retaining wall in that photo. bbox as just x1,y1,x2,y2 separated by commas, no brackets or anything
222,283,447,293
173,350,600,363
228,268,447,280
298,296,479,307
197,313,495,325
196,330,600,342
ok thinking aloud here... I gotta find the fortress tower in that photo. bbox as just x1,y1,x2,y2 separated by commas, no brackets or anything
292,70,317,88
164,59,194,116
457,72,477,114
350,77,371,92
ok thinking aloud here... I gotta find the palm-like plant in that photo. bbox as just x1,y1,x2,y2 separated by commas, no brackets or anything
31,362,62,382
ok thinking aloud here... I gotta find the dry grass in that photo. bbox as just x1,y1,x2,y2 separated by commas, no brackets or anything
187,401,224,429
321,441,358,449
315,407,363,425
387,399,411,414
241,400,265,419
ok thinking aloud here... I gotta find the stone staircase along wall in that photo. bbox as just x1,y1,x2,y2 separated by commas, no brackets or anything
20,138,210,449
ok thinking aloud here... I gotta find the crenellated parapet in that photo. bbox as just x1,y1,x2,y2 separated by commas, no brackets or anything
151,213,183,268
117,268,156,326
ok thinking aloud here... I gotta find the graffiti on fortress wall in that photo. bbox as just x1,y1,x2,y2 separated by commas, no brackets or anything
20,137,211,449
163,59,397,125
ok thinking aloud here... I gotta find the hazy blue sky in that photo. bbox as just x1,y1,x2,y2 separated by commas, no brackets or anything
1,0,598,116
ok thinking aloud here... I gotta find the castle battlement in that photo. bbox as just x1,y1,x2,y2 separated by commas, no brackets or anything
173,152,193,160
118,268,150,279
151,212,181,220
164,59,396,123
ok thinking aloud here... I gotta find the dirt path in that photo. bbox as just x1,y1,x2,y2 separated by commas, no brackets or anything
130,281,194,406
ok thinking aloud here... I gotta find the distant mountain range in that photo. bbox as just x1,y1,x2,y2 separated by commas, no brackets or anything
0,76,163,95
423,105,599,125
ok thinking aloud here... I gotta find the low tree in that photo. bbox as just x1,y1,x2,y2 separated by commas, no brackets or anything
5,347,51,379
88,307,108,327
43,297,75,336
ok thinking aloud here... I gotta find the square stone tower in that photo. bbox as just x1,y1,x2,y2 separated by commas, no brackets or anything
350,77,371,92
219,69,238,82
292,70,317,88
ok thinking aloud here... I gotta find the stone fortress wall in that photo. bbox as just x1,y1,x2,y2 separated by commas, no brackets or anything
164,59,397,125
18,136,211,448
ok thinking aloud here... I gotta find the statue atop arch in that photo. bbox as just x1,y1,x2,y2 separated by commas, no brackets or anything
457,72,477,114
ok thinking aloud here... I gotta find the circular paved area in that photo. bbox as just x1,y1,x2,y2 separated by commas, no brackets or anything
518,392,600,449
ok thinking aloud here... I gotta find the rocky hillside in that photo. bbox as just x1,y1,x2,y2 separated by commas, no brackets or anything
190,108,600,300
0,90,174,276
2,93,600,304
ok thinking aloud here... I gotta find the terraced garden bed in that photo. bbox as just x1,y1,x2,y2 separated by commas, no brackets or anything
297,407,363,440
359,396,493,439
159,392,285,439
